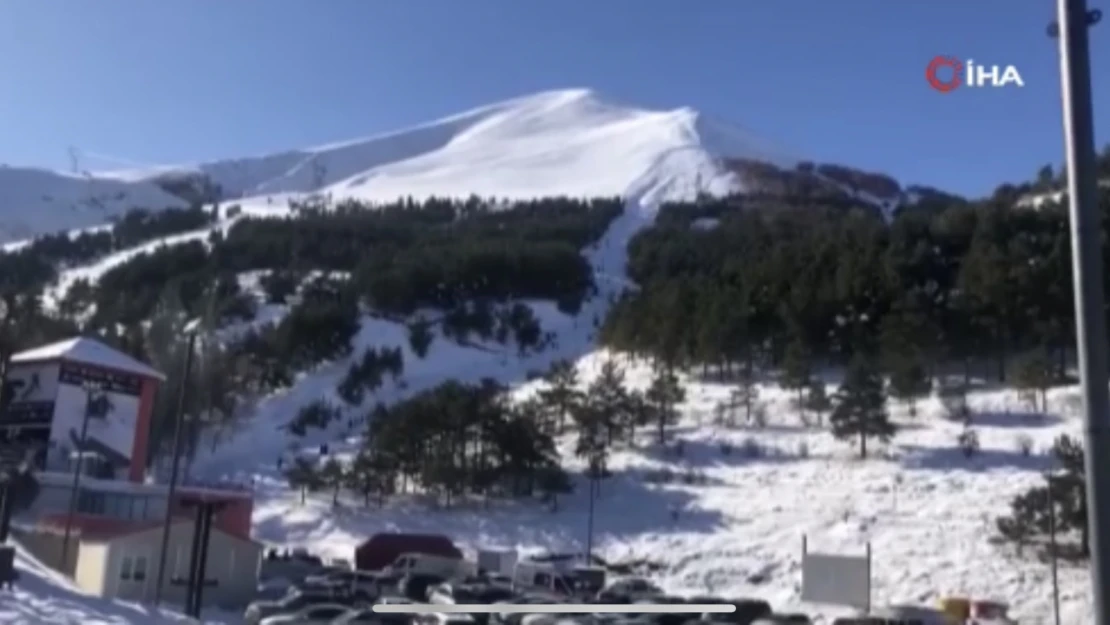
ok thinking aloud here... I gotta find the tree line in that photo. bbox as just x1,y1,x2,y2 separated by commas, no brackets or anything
600,189,1107,390
59,196,620,327
0,206,215,297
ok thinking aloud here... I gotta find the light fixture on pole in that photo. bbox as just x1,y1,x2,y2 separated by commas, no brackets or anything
59,379,104,571
1049,2,1107,623
152,318,200,607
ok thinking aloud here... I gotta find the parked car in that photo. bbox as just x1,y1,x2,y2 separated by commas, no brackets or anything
411,614,479,625
491,595,563,625
303,570,383,598
399,573,447,601
244,589,346,625
333,607,411,625
259,602,351,625
596,578,663,603
752,615,812,625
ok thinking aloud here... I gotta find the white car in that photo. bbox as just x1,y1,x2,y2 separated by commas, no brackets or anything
259,603,351,625
596,577,663,603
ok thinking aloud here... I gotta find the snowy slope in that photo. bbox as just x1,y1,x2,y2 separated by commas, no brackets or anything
1,541,232,624
99,89,793,207
0,165,185,243
241,352,1091,624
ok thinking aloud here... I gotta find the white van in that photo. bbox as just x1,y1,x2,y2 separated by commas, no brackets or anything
512,562,604,597
478,549,519,576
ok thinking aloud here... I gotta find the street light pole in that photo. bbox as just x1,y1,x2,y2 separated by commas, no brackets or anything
1051,1,1108,622
153,322,199,607
59,380,103,571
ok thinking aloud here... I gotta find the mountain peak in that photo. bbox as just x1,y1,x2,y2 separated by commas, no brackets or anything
0,88,816,242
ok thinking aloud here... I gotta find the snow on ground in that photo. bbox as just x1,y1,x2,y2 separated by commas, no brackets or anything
245,354,1091,623
193,195,651,478
1,542,233,624
0,165,185,244
43,216,253,308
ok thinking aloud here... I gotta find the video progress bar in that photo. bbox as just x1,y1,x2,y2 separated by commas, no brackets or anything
373,604,736,614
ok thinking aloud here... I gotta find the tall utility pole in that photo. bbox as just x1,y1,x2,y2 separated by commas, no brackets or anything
59,381,103,571
153,320,200,607
1052,1,1107,622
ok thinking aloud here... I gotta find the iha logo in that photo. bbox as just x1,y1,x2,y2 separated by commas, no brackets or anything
926,55,1025,93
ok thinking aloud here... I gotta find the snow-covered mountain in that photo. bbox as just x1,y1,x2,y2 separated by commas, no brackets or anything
2,88,912,244
0,165,186,243
98,88,795,207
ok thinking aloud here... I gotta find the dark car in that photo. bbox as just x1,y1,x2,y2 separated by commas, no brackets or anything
244,589,338,625
333,607,414,625
398,573,446,601
714,599,773,625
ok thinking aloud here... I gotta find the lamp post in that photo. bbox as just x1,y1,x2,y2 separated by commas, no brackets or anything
152,319,200,607
1049,2,1108,623
58,379,104,571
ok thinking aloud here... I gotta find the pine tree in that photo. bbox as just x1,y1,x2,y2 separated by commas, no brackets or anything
283,457,323,505
345,449,393,507
585,360,633,444
538,360,582,432
646,363,685,444
732,368,760,426
319,456,346,506
803,381,831,427
337,363,365,405
829,354,895,459
780,338,811,423
1013,346,1053,413
887,355,932,417
407,318,434,359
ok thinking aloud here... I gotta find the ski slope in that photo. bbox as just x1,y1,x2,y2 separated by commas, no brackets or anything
0,165,185,243
98,89,790,207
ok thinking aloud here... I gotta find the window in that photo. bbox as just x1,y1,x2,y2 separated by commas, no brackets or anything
120,556,133,581
133,555,148,581
173,546,185,579
77,491,106,515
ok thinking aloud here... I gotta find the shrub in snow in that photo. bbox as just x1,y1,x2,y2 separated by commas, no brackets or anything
939,381,971,424
673,440,686,457
750,403,768,429
957,427,980,458
682,470,708,485
796,440,810,459
740,437,762,458
1016,433,1034,457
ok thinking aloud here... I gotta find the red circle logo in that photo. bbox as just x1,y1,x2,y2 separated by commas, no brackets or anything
926,56,962,93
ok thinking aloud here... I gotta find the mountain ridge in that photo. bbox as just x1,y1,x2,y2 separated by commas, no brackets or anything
4,88,913,243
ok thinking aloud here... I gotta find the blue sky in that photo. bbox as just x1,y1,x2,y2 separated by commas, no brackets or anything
1,0,1106,197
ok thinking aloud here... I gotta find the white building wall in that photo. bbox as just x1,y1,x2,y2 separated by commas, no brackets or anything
74,542,108,595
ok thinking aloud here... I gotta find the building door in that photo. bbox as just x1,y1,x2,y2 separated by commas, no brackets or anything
117,550,150,600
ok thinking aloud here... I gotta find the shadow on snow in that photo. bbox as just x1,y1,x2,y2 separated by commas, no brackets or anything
252,464,727,555
968,409,1063,429
898,443,1056,473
